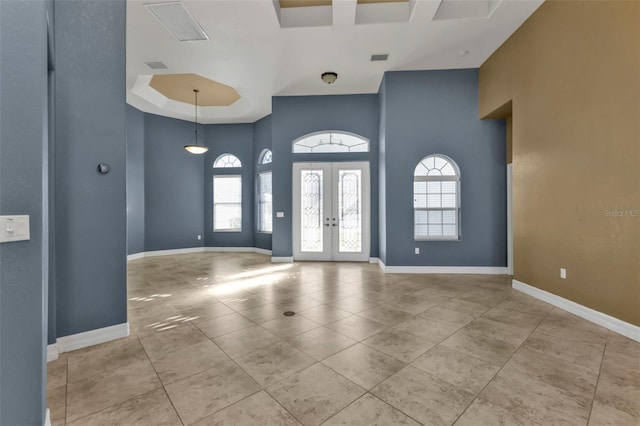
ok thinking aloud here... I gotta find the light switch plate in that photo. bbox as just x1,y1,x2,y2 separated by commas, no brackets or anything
0,215,30,243
276,212,285,218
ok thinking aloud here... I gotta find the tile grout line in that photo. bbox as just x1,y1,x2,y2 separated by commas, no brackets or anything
263,385,309,426
585,341,607,425
63,355,69,425
138,315,266,424
448,303,553,425
193,319,312,424
136,336,186,426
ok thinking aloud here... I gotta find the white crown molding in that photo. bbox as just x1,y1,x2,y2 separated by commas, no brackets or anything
129,247,273,261
271,256,294,263
55,323,130,354
377,259,508,275
513,279,640,342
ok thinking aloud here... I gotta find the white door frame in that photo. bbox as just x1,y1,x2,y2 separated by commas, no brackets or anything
507,163,513,275
292,162,370,262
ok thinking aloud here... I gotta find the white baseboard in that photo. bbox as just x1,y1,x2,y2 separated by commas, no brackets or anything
55,322,130,353
47,344,59,363
377,259,508,274
254,247,273,255
272,256,294,263
129,247,273,261
513,280,640,342
132,247,205,259
126,252,146,261
44,408,51,426
369,257,379,264
204,247,272,255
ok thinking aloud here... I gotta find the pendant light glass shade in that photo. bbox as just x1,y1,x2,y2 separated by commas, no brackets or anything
184,145,208,154
184,89,209,154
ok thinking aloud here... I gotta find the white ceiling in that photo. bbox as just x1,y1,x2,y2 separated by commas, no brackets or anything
126,0,543,124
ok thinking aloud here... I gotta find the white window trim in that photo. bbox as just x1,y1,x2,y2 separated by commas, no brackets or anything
413,158,461,241
213,175,242,232
257,171,272,234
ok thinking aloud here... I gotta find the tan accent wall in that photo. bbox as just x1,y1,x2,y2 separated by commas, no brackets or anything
357,0,407,4
479,0,640,325
279,0,331,8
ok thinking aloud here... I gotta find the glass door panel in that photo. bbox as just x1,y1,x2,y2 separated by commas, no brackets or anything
300,169,323,252
337,170,362,253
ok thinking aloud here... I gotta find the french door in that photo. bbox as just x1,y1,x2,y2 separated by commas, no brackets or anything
293,162,370,262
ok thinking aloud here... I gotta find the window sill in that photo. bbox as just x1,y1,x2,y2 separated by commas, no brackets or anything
214,229,242,233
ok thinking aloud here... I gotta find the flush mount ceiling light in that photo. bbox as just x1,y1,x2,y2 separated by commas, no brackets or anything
321,72,338,84
184,89,209,155
145,2,209,42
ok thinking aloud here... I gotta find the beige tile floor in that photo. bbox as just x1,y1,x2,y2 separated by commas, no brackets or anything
47,253,640,426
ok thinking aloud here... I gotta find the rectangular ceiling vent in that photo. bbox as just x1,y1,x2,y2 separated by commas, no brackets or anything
145,61,168,70
370,54,389,62
145,2,209,42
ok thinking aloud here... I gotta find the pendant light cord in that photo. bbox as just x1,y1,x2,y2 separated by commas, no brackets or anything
194,89,199,143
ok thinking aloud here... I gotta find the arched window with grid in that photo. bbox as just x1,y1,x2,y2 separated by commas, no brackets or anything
414,154,460,240
213,153,242,168
258,149,272,165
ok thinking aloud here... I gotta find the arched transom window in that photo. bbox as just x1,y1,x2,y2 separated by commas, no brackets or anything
213,153,242,168
414,154,460,240
292,131,369,153
259,149,272,164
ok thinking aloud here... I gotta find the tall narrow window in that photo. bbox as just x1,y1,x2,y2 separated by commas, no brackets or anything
258,171,272,233
414,154,460,240
213,175,242,231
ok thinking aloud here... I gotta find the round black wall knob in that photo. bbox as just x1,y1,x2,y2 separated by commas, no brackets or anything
97,163,110,174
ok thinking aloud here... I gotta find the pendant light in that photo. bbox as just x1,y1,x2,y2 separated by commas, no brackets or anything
184,89,209,154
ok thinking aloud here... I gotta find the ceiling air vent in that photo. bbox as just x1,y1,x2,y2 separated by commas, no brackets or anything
145,2,209,42
370,54,389,62
145,61,168,70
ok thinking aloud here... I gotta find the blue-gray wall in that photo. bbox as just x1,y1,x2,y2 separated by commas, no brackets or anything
131,70,505,269
0,1,49,423
55,0,128,337
126,105,145,255
144,113,205,251
381,70,506,266
378,76,388,264
204,124,255,247
271,95,380,258
253,115,273,251
47,9,57,347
